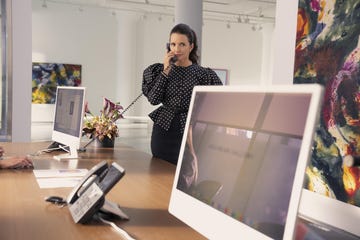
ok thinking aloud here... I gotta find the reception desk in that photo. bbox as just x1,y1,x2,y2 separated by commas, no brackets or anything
0,142,205,240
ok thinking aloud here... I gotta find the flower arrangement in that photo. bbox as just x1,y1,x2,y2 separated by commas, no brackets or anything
82,97,123,141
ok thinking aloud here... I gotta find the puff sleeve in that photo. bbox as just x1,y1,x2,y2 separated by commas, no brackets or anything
142,63,169,105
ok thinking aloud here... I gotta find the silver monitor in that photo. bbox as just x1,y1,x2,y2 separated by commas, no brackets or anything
51,86,85,160
169,84,324,239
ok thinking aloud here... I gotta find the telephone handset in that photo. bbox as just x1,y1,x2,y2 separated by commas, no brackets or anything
166,43,178,64
67,161,108,204
67,161,128,223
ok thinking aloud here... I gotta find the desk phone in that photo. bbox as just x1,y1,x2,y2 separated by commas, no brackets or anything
68,161,127,223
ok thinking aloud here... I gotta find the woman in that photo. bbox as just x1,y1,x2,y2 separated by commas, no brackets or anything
0,147,33,169
142,23,223,164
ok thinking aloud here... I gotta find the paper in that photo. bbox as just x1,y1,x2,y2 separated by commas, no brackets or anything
33,169,88,178
36,177,83,188
33,169,88,189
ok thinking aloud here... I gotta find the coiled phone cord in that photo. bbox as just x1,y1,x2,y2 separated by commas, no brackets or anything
120,93,143,116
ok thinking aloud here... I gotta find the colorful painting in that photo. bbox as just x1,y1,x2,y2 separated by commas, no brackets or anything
32,62,81,104
294,0,360,206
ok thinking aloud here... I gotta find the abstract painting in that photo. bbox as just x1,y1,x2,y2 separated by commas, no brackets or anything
32,62,81,104
294,0,360,206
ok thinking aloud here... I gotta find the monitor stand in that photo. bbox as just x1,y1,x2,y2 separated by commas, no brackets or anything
46,141,70,153
53,145,79,161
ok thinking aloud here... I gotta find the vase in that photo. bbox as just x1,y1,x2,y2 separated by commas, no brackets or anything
95,136,115,148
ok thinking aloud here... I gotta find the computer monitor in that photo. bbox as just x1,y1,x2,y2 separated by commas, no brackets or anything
169,84,324,239
51,86,86,161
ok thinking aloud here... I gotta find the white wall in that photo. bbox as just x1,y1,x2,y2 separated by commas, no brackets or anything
202,21,264,84
32,1,118,113
31,0,273,126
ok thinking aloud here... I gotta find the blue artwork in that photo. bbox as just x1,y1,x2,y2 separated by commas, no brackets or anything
32,62,81,104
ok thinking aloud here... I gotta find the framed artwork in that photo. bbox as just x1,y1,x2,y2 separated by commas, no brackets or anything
212,68,229,85
294,0,360,206
32,62,82,104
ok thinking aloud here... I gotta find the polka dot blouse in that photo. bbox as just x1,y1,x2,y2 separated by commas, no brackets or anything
142,63,223,133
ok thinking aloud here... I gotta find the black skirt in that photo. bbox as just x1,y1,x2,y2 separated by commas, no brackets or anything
151,114,183,165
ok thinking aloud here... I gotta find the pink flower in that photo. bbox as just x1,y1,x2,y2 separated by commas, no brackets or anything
102,97,123,122
84,101,92,114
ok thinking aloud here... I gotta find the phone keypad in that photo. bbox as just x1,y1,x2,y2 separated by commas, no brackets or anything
69,183,103,223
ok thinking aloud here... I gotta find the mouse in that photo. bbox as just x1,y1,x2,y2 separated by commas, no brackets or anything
45,196,67,204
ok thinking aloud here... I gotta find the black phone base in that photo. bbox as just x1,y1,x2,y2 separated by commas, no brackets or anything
100,199,129,220
68,162,128,224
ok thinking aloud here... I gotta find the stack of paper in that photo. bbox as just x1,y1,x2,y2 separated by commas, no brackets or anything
33,169,88,189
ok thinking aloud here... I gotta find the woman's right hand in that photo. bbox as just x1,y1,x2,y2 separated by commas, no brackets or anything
163,50,175,75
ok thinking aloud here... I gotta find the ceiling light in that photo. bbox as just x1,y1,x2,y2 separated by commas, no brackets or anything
244,15,250,23
258,7,264,17
237,15,242,23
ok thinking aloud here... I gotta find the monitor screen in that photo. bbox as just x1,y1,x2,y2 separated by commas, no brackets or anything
52,86,85,160
169,84,324,240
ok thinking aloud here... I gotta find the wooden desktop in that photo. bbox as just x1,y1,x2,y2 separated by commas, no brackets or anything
0,142,205,240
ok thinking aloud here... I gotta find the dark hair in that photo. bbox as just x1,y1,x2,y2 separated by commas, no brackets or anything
170,23,199,65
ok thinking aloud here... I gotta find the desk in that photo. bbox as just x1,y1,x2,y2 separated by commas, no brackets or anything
0,142,205,240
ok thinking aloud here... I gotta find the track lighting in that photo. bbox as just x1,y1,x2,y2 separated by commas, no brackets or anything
251,24,263,31
244,15,250,23
237,15,242,23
